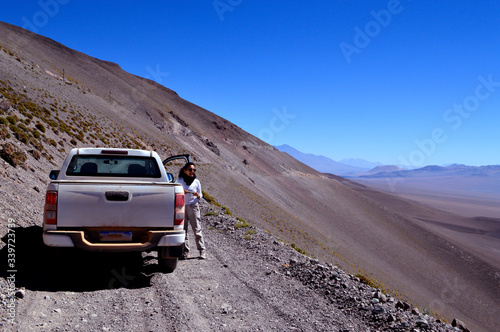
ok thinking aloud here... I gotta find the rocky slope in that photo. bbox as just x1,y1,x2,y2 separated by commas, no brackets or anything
1,21,498,331
1,200,466,331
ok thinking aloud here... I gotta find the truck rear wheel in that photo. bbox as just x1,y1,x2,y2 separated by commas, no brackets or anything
157,246,182,273
158,257,178,273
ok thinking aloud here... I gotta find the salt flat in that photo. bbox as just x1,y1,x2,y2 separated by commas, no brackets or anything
355,176,500,219
350,176,500,271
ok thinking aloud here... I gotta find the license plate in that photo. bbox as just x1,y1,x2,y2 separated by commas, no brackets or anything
100,231,133,242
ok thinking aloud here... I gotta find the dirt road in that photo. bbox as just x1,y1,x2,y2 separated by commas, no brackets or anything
1,201,461,331
2,201,367,331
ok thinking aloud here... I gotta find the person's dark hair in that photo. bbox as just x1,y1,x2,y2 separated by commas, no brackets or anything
178,162,196,185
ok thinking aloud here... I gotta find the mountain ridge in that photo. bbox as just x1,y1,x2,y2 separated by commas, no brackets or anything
358,164,500,178
275,144,371,175
276,143,499,178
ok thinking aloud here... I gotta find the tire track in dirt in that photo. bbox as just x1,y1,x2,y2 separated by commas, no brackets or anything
149,207,367,331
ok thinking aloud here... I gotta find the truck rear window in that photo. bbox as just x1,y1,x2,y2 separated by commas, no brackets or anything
66,155,161,178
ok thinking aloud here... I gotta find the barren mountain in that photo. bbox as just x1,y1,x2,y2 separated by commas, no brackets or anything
360,164,500,178
275,144,368,175
1,22,499,331
359,165,404,177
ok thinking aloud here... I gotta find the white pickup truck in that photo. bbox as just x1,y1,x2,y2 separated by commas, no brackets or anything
42,148,189,272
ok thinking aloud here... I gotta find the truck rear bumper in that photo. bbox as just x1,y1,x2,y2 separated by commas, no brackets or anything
43,233,75,247
43,230,185,252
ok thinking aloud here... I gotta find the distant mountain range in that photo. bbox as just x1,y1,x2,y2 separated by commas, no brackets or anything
338,158,382,169
359,164,500,178
276,144,500,178
275,144,380,176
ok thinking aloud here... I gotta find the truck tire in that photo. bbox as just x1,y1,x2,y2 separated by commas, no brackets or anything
158,257,178,273
166,245,183,258
157,246,182,273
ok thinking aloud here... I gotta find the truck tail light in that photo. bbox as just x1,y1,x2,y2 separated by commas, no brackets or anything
174,193,185,225
44,191,58,225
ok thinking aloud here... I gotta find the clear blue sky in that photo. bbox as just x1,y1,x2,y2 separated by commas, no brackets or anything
2,1,500,166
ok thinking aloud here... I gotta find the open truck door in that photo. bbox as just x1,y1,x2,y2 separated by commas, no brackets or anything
163,154,191,183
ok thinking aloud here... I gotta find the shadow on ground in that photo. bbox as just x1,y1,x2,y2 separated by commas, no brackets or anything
0,226,164,292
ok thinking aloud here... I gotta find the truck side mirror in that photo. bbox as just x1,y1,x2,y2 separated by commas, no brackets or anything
49,170,60,180
166,173,174,183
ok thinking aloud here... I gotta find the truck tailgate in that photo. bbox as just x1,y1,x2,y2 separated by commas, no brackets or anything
56,183,175,228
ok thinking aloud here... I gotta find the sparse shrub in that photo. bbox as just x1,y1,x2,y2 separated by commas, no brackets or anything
29,149,41,160
6,115,17,124
60,122,72,135
290,243,307,256
0,143,27,167
245,229,256,236
14,130,30,144
202,190,221,207
204,212,218,216
0,124,10,139
47,119,58,129
0,117,8,125
35,122,46,133
222,206,233,216
17,122,27,131
75,132,85,142
355,273,380,289
70,138,77,146
30,139,43,152
235,218,251,229
43,151,54,161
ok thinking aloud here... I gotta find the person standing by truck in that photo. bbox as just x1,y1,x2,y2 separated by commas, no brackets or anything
176,162,206,259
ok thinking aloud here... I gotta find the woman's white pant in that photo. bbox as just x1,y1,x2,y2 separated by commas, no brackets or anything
183,203,205,254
